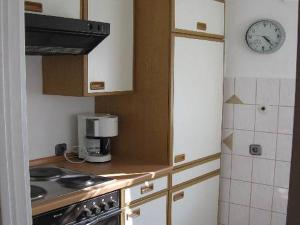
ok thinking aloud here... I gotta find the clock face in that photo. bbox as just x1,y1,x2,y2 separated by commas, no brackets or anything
246,20,285,54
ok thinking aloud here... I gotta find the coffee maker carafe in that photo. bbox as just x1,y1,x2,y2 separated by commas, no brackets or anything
78,114,118,163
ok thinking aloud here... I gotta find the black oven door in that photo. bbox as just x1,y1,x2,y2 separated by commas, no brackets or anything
76,210,121,225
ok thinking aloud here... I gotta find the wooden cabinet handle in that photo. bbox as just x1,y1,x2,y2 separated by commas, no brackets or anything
173,191,185,202
196,22,207,31
174,154,185,163
126,208,141,220
90,81,105,90
25,1,43,12
140,183,154,194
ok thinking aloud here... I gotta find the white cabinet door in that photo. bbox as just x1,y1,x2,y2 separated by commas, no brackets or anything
174,0,224,36
124,195,167,225
25,0,81,19
171,175,220,225
88,0,134,94
172,36,223,166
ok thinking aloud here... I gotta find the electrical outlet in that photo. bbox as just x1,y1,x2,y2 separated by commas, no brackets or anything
249,144,262,156
55,143,67,156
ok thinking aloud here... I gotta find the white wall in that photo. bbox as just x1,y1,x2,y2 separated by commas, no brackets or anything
225,0,298,78
26,56,95,160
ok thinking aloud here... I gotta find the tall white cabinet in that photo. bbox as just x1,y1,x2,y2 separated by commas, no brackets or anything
170,0,224,224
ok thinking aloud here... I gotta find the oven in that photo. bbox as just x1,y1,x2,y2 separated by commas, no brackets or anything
33,191,120,225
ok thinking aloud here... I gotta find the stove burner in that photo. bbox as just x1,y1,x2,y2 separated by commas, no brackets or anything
58,175,113,189
30,167,65,181
31,185,47,201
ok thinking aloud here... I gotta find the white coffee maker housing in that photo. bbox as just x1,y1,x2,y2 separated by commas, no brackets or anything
78,113,118,163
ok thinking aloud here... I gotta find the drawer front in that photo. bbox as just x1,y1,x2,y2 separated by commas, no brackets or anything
124,195,167,225
172,159,220,186
25,0,81,19
124,176,168,204
174,0,224,36
171,175,219,225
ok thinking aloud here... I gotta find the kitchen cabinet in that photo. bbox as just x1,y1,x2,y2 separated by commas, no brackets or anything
173,0,224,36
124,195,167,225
87,0,134,94
42,0,134,96
24,0,81,19
171,175,220,225
172,36,223,166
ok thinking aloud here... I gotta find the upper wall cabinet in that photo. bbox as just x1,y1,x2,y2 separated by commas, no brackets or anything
24,0,81,19
173,0,224,37
41,0,134,96
87,0,134,94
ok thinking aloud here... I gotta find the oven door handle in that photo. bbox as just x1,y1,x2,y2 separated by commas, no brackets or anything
83,209,122,225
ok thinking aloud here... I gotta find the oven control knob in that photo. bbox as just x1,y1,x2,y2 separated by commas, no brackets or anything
100,202,109,211
108,199,117,208
91,205,101,215
78,208,92,221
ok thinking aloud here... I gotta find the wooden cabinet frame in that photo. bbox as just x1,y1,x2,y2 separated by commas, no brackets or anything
43,0,135,97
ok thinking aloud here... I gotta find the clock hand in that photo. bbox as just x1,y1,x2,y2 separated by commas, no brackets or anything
261,36,274,46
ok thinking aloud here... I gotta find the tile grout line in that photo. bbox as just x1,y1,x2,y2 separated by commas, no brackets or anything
270,79,282,225
227,77,236,225
248,77,258,225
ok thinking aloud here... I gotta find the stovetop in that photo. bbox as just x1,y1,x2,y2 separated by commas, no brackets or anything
30,166,114,202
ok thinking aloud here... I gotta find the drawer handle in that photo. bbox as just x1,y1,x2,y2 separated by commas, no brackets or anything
25,1,43,12
174,154,185,163
196,22,207,31
140,182,154,194
127,208,141,220
173,191,185,202
90,81,105,90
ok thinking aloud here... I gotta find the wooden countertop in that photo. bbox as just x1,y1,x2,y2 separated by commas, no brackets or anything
31,157,172,216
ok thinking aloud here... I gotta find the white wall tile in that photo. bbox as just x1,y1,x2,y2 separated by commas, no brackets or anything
257,78,280,105
223,104,234,129
230,180,251,205
254,132,277,159
224,78,235,103
273,188,289,214
255,105,278,133
252,158,275,185
220,178,231,202
280,79,295,106
278,107,294,134
231,155,252,182
229,204,250,225
233,130,254,156
219,202,229,225
276,134,293,162
235,78,256,104
221,154,232,178
251,184,273,210
234,105,256,130
249,208,271,225
274,161,291,188
271,213,287,225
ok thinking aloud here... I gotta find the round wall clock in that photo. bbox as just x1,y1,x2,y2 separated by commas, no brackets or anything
245,19,286,54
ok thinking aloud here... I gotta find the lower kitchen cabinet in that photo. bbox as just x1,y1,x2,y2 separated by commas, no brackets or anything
124,195,167,225
171,175,219,225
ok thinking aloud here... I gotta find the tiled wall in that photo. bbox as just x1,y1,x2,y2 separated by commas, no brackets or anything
219,78,295,225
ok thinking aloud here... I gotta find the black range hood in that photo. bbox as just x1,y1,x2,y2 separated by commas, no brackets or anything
25,13,110,55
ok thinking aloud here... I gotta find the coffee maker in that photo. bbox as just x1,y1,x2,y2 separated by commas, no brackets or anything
78,114,118,163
